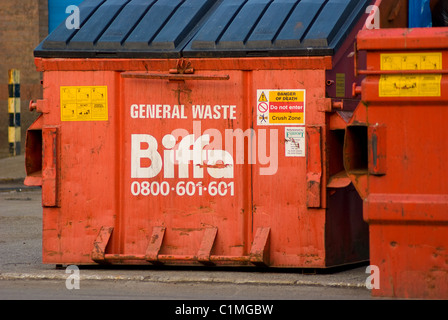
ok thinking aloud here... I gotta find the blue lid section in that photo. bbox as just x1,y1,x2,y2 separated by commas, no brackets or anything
35,0,370,58
408,0,432,28
185,0,369,57
48,0,84,33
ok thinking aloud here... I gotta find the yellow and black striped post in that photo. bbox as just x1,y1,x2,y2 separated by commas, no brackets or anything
8,69,20,156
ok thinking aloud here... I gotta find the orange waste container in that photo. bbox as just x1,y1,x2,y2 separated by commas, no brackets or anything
26,0,372,268
348,27,448,298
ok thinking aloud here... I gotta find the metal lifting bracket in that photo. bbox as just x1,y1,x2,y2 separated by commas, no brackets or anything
91,226,271,266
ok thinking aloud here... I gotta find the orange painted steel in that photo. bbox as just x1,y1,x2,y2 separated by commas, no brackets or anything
26,54,369,269
348,27,448,298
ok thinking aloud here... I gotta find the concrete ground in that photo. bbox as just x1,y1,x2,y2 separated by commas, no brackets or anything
0,154,26,183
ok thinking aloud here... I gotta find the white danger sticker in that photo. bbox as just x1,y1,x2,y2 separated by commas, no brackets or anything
257,89,306,126
285,127,305,157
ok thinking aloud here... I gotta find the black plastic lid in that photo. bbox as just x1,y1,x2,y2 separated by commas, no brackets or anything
35,0,370,58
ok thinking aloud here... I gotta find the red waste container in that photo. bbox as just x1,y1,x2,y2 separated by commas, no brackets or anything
348,27,448,298
26,0,372,268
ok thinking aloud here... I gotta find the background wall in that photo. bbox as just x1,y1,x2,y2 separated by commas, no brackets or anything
0,0,48,158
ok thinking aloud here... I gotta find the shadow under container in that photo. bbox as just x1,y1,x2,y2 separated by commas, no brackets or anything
25,0,371,268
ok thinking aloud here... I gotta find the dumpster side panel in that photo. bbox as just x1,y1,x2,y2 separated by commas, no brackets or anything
41,71,119,264
371,224,448,298
352,28,448,298
361,79,448,195
364,104,448,298
366,197,448,298
37,57,368,268
251,69,327,267
120,70,250,263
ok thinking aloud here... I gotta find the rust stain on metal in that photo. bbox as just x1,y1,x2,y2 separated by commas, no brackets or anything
91,226,113,262
196,163,231,169
150,234,159,243
146,226,166,262
170,58,194,75
306,127,322,208
249,227,271,266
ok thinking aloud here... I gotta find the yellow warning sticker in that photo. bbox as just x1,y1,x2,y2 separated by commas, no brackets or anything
379,53,442,97
381,53,442,71
336,73,346,98
258,91,268,102
269,90,305,102
60,86,108,121
269,112,304,124
379,75,442,97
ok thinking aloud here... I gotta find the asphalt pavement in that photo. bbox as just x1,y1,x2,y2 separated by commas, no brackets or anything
0,155,375,300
